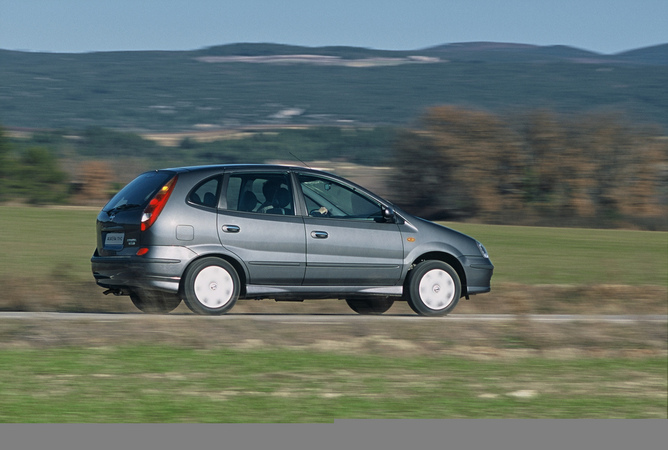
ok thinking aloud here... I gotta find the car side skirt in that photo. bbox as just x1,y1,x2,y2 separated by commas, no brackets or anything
244,284,403,300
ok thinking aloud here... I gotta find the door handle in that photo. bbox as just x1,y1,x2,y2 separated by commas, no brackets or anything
222,225,240,233
311,231,328,239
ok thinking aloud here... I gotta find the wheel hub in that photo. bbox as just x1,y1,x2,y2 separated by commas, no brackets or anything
419,269,455,310
194,266,234,308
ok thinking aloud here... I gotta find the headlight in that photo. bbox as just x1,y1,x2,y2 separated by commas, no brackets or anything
476,241,489,259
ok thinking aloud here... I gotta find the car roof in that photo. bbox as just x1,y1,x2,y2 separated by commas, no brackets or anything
164,163,306,173
161,164,353,180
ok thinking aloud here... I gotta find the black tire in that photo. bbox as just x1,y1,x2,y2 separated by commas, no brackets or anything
406,260,461,316
345,297,394,315
130,290,182,314
181,257,240,315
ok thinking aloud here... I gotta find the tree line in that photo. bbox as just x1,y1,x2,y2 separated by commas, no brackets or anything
1,106,666,230
391,106,667,229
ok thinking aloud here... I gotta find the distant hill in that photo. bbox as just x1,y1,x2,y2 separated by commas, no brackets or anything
1,42,666,131
421,42,668,65
615,44,668,65
196,41,668,65
423,42,601,62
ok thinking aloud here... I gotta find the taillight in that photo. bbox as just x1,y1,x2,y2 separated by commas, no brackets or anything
141,175,178,231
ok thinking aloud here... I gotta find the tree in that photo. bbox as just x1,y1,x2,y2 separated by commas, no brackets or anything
390,106,668,228
72,160,114,204
16,147,69,204
568,113,667,222
392,106,525,220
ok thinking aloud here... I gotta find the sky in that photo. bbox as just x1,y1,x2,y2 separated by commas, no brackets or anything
1,0,666,55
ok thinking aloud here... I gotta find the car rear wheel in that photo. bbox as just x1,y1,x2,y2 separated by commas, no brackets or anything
406,260,461,316
345,297,394,315
182,257,240,315
130,290,182,314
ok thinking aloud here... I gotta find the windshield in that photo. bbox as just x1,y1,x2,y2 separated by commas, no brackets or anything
103,171,175,212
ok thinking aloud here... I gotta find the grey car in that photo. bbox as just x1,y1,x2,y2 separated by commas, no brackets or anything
91,164,493,316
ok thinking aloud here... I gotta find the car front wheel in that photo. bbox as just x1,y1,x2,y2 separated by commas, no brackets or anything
182,257,240,315
406,260,461,316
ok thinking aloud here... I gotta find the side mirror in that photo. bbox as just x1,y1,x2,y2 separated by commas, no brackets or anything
382,206,396,223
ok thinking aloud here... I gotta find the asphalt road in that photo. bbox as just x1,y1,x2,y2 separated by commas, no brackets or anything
1,312,665,323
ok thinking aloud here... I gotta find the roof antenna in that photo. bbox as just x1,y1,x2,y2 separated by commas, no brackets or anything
289,151,311,168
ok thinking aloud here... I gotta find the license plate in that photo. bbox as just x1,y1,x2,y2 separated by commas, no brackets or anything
104,232,125,249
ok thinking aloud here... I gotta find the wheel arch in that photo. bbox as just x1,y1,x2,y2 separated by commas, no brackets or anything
408,251,467,297
179,253,248,297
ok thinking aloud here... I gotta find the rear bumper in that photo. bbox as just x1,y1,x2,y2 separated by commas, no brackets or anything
91,249,190,294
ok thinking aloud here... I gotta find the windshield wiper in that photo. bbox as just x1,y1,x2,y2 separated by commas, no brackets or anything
106,203,142,215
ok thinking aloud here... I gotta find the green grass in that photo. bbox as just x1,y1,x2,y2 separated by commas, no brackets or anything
0,206,666,285
0,346,665,421
0,206,665,422
0,206,98,282
443,222,668,285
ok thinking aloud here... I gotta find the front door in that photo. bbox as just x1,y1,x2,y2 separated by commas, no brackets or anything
297,173,404,286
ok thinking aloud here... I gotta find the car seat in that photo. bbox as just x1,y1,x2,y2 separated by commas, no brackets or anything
239,191,259,212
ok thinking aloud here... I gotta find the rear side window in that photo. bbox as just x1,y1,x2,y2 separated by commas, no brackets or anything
103,171,176,212
225,173,294,215
188,177,221,208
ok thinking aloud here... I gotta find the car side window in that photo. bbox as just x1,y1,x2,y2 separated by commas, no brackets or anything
298,174,383,220
225,173,294,215
188,177,220,208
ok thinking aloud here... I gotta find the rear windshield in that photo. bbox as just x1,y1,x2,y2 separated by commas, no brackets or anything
103,171,176,212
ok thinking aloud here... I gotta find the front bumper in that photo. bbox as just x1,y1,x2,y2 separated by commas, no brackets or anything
461,256,494,296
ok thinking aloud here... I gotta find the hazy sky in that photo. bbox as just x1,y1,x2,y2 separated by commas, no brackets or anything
1,0,666,54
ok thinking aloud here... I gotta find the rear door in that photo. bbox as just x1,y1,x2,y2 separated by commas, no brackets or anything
216,170,306,285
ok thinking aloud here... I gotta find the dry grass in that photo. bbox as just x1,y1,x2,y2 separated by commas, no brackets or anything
454,283,667,315
0,275,665,358
1,276,664,316
0,278,665,359
0,312,665,360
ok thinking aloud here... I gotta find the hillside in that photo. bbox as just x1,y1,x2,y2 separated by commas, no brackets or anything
1,42,667,131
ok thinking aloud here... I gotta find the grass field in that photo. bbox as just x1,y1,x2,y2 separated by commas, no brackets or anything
0,206,98,282
0,346,665,421
1,206,666,286
442,221,668,286
0,205,666,421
